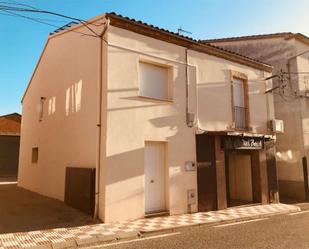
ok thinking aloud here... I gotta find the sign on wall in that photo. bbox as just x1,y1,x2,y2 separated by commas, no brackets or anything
224,136,264,150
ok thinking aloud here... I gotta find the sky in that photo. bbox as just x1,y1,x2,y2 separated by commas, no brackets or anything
0,0,308,115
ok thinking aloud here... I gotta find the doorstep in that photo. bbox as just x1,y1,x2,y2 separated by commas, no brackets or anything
0,203,300,249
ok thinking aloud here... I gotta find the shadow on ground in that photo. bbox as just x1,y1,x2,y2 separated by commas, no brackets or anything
0,180,99,234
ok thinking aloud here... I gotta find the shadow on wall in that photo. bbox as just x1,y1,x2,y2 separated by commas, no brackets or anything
65,80,83,116
276,149,301,164
104,111,196,214
197,69,268,133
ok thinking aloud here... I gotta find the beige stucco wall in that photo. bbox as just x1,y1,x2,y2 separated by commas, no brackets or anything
18,24,103,201
188,50,274,134
103,26,272,222
103,26,197,222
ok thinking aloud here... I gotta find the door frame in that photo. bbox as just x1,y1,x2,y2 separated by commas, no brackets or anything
144,140,169,215
225,149,257,207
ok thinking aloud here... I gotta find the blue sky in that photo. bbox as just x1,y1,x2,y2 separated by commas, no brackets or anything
0,0,308,115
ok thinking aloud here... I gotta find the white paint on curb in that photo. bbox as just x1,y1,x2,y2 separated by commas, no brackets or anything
213,218,269,228
84,232,181,248
288,210,309,216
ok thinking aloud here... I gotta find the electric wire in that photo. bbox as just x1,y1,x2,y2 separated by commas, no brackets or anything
1,9,101,38
0,3,105,38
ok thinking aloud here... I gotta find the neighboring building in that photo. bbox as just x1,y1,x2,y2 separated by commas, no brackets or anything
18,13,277,222
0,113,21,178
203,32,309,200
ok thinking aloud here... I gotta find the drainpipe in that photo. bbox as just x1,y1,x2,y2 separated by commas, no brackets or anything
94,18,109,220
185,48,195,128
185,48,189,125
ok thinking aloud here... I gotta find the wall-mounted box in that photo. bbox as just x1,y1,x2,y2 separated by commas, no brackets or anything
269,119,284,133
185,161,196,171
187,189,196,205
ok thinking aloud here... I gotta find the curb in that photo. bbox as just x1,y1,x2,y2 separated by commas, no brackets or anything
22,205,303,249
139,206,301,235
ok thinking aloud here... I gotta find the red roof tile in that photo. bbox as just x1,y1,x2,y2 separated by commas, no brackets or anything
0,113,21,135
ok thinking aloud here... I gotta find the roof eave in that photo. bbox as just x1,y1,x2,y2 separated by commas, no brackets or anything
106,13,272,72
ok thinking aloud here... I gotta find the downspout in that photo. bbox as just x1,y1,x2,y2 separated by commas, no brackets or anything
185,48,189,125
94,18,109,220
185,48,195,128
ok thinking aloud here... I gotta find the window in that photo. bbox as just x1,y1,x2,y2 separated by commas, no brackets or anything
32,147,39,163
231,71,249,130
139,62,171,100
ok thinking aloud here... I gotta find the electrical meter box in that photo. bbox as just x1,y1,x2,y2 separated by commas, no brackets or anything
185,161,196,171
187,189,196,205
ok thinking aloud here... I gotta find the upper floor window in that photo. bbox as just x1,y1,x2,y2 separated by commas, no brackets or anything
231,71,249,130
138,61,172,101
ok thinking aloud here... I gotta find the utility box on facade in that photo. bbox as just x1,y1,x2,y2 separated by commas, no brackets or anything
270,119,284,133
185,161,196,171
187,189,197,205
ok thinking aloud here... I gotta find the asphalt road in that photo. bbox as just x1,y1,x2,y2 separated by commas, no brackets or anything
91,203,309,249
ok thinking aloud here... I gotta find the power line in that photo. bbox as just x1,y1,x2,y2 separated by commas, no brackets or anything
0,3,105,37
285,72,309,75
0,0,39,10
1,9,101,38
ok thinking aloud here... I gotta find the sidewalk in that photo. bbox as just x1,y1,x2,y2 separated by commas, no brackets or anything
0,203,300,249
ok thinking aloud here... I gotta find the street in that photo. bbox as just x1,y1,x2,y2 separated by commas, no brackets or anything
90,204,309,249
0,181,97,233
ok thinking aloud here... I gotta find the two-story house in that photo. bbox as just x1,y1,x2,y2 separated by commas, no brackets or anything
18,13,277,223
203,32,309,201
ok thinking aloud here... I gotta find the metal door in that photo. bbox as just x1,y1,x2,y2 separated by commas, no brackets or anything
196,135,218,212
64,167,95,216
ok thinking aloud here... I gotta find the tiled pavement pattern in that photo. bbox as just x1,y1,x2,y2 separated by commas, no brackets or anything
0,204,300,249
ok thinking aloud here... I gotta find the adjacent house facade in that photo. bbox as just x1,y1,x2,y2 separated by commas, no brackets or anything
0,113,21,178
203,32,309,200
18,13,278,223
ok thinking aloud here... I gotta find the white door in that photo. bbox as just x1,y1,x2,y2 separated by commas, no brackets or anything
145,141,166,213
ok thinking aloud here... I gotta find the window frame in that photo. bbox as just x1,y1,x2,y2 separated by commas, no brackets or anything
138,60,173,102
230,70,250,131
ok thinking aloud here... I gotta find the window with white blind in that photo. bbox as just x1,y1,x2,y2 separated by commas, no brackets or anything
139,62,171,100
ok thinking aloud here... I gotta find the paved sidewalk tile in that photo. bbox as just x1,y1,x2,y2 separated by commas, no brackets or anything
0,203,300,249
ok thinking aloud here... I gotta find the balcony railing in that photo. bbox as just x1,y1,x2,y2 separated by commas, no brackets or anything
234,106,248,130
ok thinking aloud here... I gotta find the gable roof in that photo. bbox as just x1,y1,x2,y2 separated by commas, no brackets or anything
0,113,21,135
201,32,309,45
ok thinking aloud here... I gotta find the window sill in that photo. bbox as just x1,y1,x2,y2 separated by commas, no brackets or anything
137,95,174,103
232,127,253,132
